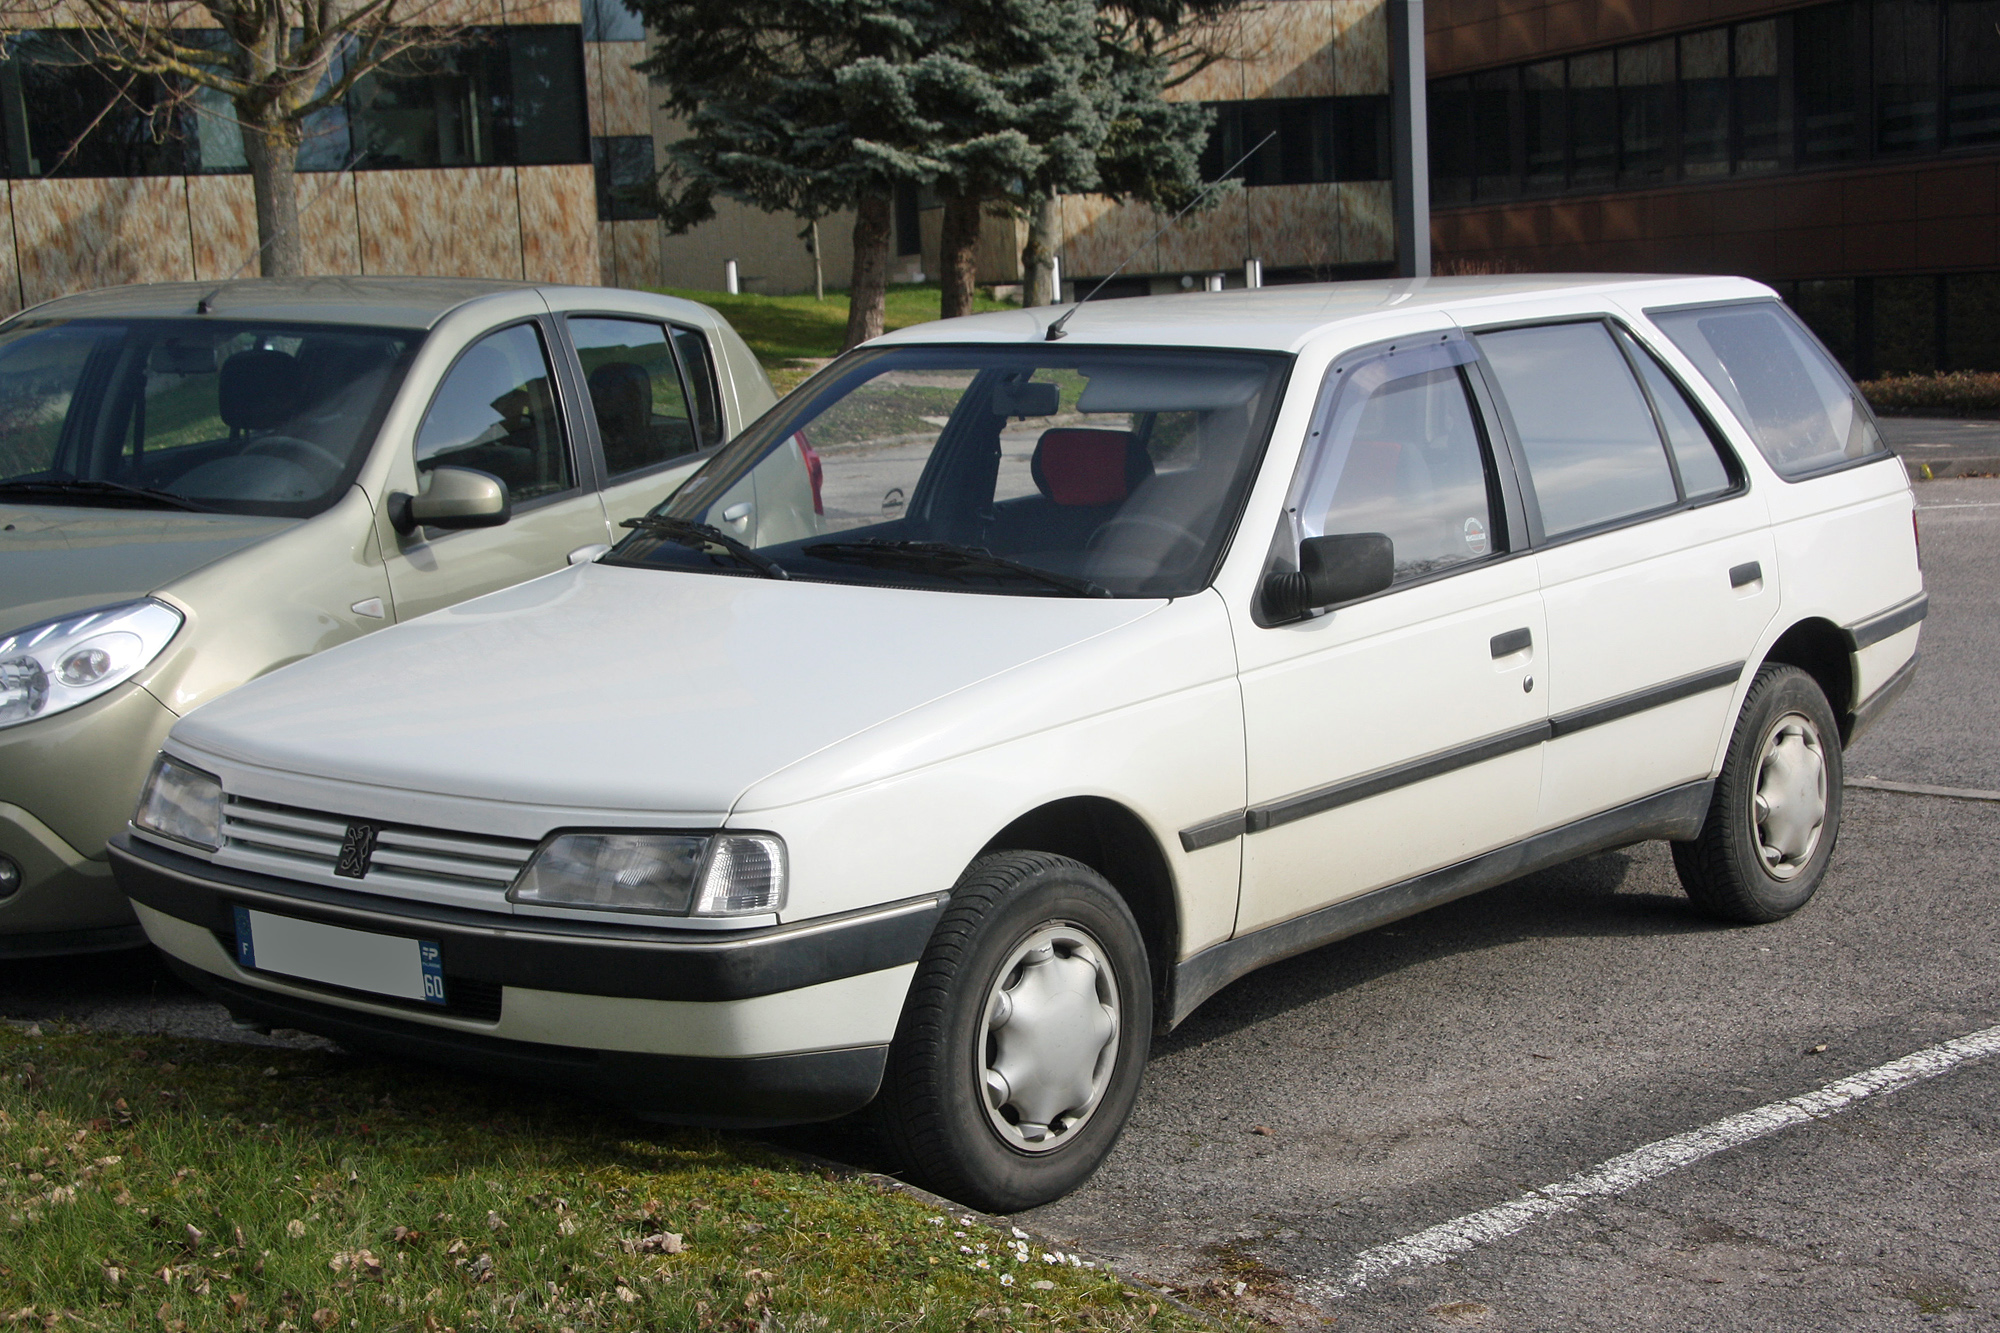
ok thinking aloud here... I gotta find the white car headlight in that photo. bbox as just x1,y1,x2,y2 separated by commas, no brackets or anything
511,831,787,917
132,754,224,851
0,599,184,729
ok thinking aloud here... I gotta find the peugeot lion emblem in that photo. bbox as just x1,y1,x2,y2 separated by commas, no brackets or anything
335,822,379,878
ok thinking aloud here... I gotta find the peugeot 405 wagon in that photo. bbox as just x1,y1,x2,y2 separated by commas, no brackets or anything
109,276,1924,1210
0,277,774,955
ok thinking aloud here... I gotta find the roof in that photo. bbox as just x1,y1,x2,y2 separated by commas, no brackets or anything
873,274,1774,354
9,276,540,330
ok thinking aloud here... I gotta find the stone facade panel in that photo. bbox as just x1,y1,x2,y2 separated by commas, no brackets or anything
518,164,600,284
10,177,194,306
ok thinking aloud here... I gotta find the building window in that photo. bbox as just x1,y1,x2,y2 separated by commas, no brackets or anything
0,26,589,179
582,0,647,42
592,136,658,219
1202,96,1391,186
1428,0,2000,204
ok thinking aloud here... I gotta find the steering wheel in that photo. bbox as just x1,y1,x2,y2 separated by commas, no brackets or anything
1086,513,1206,567
243,435,345,479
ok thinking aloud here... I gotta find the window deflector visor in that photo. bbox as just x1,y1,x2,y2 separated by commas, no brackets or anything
1288,338,1482,548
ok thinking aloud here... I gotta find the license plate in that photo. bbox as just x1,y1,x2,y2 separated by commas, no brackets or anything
233,906,446,1006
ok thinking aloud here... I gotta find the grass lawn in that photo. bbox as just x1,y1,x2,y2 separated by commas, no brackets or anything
653,285,1020,392
1,1025,1221,1333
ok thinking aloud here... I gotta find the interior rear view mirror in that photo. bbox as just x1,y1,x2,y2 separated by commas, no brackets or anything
1263,532,1394,621
388,465,512,536
991,380,1061,417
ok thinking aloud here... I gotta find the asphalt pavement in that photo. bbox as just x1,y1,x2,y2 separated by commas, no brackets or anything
4,477,1996,1331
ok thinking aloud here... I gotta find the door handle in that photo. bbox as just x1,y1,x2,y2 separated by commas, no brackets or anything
1490,627,1533,658
1730,560,1763,589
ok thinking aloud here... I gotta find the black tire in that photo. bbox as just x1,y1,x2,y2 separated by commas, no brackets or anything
1672,663,1844,923
875,851,1152,1212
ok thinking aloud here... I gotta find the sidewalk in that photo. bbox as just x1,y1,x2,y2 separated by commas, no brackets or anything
1875,416,2000,479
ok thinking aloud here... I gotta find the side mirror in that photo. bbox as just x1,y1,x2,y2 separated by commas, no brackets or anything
1262,532,1394,621
388,466,511,537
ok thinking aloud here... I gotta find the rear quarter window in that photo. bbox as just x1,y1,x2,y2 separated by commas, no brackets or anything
1648,301,1887,480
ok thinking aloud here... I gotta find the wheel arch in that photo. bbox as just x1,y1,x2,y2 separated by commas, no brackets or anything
980,797,1180,1026
1759,617,1855,743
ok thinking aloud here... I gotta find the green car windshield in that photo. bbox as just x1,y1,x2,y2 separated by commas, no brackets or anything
606,344,1292,599
0,317,419,518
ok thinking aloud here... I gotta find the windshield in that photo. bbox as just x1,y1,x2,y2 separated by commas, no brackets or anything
0,317,419,517
605,344,1291,598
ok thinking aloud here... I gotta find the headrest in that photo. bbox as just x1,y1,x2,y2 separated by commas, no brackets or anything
1031,429,1139,506
589,362,651,431
218,349,302,431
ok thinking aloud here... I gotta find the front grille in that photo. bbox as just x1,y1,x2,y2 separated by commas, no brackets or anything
222,796,538,892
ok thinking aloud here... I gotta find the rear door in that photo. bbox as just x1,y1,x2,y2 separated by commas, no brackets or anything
380,318,610,620
1469,314,1777,829
561,315,730,536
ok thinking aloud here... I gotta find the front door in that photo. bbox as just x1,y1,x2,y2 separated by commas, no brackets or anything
381,320,609,620
1232,335,1548,935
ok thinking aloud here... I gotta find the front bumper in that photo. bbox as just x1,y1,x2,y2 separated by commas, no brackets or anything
112,834,944,1126
0,683,182,950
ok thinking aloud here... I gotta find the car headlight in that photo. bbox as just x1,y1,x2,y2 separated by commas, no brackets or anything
132,754,224,851
0,599,184,729
511,831,787,917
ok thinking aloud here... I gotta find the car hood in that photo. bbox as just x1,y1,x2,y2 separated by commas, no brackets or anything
170,562,1164,815
0,503,297,634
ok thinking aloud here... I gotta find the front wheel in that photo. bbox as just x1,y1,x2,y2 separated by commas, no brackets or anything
875,851,1152,1212
1672,663,1843,923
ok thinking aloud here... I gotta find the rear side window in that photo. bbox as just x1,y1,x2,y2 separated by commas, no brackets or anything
1648,301,1887,479
1477,321,1678,537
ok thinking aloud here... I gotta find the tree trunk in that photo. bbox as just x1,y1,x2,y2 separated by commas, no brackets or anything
844,191,892,350
810,219,824,302
939,193,983,319
241,108,304,278
1022,192,1060,306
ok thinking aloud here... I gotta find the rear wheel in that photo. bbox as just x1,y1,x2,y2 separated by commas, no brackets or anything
876,851,1151,1212
1672,663,1843,923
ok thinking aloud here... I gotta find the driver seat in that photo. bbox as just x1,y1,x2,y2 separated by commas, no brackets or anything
219,349,303,440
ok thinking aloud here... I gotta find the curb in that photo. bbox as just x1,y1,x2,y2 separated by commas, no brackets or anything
1899,455,2000,480
753,1138,1236,1330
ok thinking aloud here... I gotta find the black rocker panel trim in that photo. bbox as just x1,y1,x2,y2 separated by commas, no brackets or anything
111,834,944,1003
1166,780,1714,1027
165,958,886,1128
1842,591,1929,652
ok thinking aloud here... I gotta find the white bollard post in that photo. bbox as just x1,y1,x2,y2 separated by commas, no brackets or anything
724,260,740,295
1050,255,1063,303
1245,258,1263,289
1205,273,1224,292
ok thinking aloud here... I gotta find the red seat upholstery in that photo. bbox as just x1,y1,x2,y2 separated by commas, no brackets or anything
1032,429,1135,506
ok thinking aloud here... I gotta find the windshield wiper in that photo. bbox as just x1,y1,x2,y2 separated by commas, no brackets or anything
0,477,216,513
803,539,1111,598
620,515,790,580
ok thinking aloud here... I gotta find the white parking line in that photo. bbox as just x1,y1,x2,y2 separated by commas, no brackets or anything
1307,1022,2000,1301
1849,776,2000,804
1917,501,2000,510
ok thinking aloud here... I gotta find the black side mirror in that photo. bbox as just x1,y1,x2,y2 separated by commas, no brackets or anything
1262,532,1394,621
388,466,512,536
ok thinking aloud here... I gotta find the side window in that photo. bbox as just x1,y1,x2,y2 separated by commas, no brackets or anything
1291,339,1502,585
1617,328,1734,499
1477,321,1678,538
669,326,724,448
1648,301,1887,479
415,324,573,504
568,317,698,478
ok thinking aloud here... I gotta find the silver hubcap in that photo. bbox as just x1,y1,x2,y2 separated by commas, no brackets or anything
1753,711,1827,880
978,923,1121,1154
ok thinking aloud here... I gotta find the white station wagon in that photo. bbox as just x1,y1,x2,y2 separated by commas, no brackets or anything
110,276,1925,1210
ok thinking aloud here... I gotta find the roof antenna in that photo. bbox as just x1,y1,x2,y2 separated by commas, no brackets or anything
195,287,223,315
1044,131,1276,342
